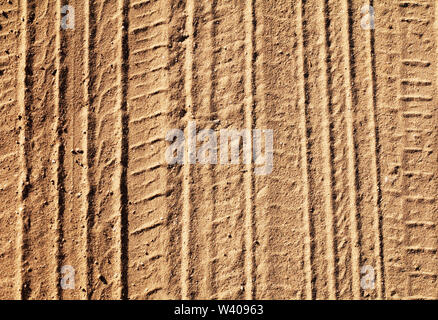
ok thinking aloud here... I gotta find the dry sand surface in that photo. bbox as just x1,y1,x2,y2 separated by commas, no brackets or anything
0,0,437,300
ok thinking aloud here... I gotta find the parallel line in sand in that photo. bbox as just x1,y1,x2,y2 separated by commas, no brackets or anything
181,0,195,300
117,0,130,299
243,0,255,300
84,0,94,299
66,0,88,299
366,0,386,299
434,0,438,300
17,0,30,300
0,2,20,299
17,0,60,299
397,8,409,297
340,0,361,299
251,0,266,298
54,0,64,300
208,0,217,299
318,0,337,299
59,0,88,299
399,0,437,299
296,0,313,300
198,0,216,299
88,0,125,298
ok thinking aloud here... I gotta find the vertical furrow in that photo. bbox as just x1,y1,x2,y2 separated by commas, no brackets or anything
299,0,337,299
55,0,89,300
296,0,313,300
252,0,267,299
18,0,61,299
209,0,246,299
318,0,337,300
190,0,216,299
349,0,386,299
339,0,362,300
243,0,255,300
84,0,92,299
365,0,385,299
324,0,362,299
17,0,30,300
253,0,306,299
373,0,404,299
54,0,63,300
0,0,21,299
117,0,130,299
165,0,187,299
86,0,125,299
323,0,351,299
126,0,184,299
181,0,194,300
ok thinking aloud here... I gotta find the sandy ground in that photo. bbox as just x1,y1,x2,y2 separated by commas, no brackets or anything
0,0,437,300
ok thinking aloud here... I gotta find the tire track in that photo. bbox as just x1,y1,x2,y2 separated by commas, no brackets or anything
243,0,255,300
86,0,125,299
189,0,216,299
299,0,337,299
362,0,385,299
349,0,385,299
83,0,92,299
296,0,313,300
54,0,64,300
126,0,184,299
398,0,437,299
317,0,337,299
0,0,20,299
17,0,31,300
208,0,247,299
374,0,405,299
253,0,306,299
84,0,95,300
337,0,362,299
165,0,187,299
2,0,438,301
117,0,129,299
375,0,438,299
323,0,362,299
181,0,194,300
54,0,90,300
18,0,60,299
